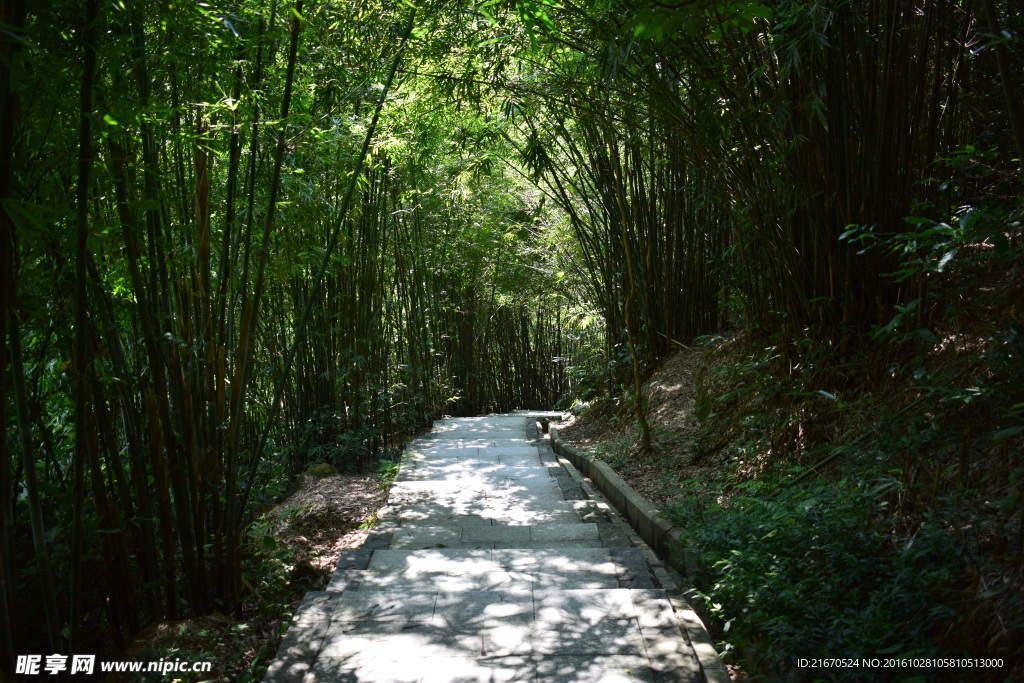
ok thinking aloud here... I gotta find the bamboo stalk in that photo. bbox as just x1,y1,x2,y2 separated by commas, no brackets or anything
70,0,100,653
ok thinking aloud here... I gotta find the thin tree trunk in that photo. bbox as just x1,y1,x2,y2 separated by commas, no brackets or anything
129,10,205,613
979,0,1024,170
70,0,100,653
610,133,652,454
225,0,305,605
0,0,28,668
87,242,162,618
7,323,62,651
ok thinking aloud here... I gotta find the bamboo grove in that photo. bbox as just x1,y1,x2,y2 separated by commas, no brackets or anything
0,0,592,664
492,0,1020,446
2,0,1022,671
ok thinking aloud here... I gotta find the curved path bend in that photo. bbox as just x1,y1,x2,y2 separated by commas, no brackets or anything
264,412,720,682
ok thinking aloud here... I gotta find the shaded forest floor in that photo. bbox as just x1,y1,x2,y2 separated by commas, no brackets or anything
122,472,390,681
558,346,717,509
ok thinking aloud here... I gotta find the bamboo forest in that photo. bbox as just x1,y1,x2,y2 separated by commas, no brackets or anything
1,0,1022,679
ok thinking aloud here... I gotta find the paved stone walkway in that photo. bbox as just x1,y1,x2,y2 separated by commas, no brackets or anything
264,412,717,682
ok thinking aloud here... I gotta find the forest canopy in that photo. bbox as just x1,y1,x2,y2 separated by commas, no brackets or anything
1,0,1021,675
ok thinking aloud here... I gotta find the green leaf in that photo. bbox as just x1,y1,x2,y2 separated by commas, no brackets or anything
994,494,1019,512
979,583,1009,598
993,426,1024,442
990,233,1010,256
935,249,956,272
2,199,66,234
130,199,162,211
477,35,511,47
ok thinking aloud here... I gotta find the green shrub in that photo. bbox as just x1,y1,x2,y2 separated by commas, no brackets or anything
670,478,976,680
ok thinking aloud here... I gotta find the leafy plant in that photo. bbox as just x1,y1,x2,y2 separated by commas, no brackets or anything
671,477,977,677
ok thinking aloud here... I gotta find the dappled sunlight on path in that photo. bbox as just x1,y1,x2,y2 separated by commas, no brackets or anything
264,412,718,682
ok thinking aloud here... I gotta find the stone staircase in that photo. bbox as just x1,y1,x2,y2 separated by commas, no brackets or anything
264,412,715,682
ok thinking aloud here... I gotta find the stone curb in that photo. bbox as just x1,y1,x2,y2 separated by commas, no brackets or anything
549,426,729,683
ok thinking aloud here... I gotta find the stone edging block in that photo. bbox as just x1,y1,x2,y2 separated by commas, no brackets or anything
549,425,726,683
550,427,705,589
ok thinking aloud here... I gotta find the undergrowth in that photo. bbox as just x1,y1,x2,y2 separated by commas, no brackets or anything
664,325,1024,679
568,199,1024,681
668,472,1011,681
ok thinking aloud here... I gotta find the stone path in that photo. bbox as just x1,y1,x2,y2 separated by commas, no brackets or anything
264,412,720,682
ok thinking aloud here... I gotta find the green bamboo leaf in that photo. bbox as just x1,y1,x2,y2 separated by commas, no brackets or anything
990,233,1010,256
993,426,1024,442
130,199,161,211
935,249,957,271
477,35,511,47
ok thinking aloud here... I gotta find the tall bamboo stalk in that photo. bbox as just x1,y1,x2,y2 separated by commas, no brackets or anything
69,0,99,654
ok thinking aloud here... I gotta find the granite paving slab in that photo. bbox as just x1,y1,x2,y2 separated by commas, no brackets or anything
263,412,712,683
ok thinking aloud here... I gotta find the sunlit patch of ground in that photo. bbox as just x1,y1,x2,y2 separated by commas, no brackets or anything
559,344,723,508
272,473,389,573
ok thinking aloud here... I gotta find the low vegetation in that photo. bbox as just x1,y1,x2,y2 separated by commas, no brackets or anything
121,468,390,680
561,230,1024,679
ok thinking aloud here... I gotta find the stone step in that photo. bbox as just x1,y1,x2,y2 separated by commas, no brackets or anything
266,589,699,683
402,444,553,461
323,547,655,593
397,462,556,482
388,475,567,497
384,522,604,549
354,547,655,592
413,437,542,449
360,521,634,552
384,482,571,509
431,416,531,431
376,502,585,527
